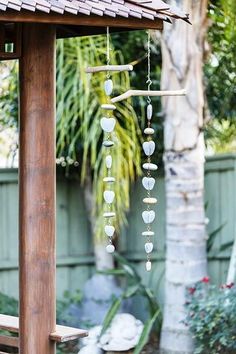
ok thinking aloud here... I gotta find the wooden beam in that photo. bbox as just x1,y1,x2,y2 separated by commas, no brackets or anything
0,335,19,348
19,23,56,354
0,10,163,31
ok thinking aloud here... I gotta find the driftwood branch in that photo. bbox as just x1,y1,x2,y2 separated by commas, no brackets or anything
86,64,133,73
111,89,186,103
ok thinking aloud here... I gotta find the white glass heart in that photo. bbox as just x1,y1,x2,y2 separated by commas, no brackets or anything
142,177,155,191
100,117,116,133
103,190,115,204
105,225,115,237
106,244,115,253
104,79,113,96
145,242,153,254
142,210,155,224
105,155,112,169
147,104,153,120
143,141,155,156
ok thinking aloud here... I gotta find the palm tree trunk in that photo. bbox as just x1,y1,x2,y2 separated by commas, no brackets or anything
83,171,114,271
159,1,208,353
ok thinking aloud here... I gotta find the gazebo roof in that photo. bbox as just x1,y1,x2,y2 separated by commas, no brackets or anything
0,1,190,38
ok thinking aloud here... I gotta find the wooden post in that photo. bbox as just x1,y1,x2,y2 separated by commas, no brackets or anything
19,24,56,354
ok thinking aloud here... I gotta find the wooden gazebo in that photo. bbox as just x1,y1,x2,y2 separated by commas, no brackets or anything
0,1,188,353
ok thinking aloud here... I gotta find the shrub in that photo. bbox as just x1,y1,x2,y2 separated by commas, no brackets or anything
185,278,236,354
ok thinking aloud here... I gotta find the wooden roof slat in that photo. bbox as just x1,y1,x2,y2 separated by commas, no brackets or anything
0,0,190,23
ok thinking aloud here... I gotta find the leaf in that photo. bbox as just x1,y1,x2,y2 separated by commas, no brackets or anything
97,269,126,276
133,309,161,354
123,284,140,298
114,253,141,281
99,297,122,338
207,222,227,252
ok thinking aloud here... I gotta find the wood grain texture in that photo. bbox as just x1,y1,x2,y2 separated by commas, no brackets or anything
0,335,19,348
19,24,56,354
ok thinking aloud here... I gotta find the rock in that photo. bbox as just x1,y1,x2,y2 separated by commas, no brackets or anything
99,314,143,351
146,261,152,272
142,177,155,191
147,104,153,120
101,104,116,110
81,326,102,347
142,163,158,171
103,177,115,183
144,127,154,135
106,155,112,169
100,117,116,133
142,231,154,236
105,225,115,237
104,79,113,96
78,344,103,354
106,244,115,253
142,210,155,224
143,197,157,204
145,242,153,254
104,190,115,204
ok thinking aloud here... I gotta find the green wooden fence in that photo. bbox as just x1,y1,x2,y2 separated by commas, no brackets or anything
0,154,235,307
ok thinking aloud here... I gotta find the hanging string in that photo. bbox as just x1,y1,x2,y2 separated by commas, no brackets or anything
106,26,110,79
146,30,152,104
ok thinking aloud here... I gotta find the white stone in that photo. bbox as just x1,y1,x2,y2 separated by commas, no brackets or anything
143,141,155,156
99,314,144,351
142,210,155,224
144,127,155,135
103,177,115,183
81,326,102,347
79,345,103,354
145,242,153,254
106,244,115,253
147,104,153,120
103,212,116,218
142,177,155,191
100,117,116,133
104,190,115,204
143,197,157,204
146,261,152,272
101,104,116,110
105,155,112,169
142,231,154,236
103,140,114,147
105,225,115,237
143,163,158,171
104,79,113,96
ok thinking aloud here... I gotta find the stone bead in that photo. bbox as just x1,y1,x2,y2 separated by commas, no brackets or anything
144,128,155,135
106,244,115,253
143,197,157,204
142,231,154,236
103,177,115,183
146,261,152,272
106,155,112,169
143,163,158,171
103,140,114,147
103,212,116,218
101,104,116,111
147,104,153,120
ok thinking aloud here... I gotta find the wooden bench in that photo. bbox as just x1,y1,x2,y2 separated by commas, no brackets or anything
0,314,88,351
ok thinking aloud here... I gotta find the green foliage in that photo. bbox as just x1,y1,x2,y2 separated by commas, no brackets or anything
185,279,236,354
100,253,162,353
0,292,18,316
56,35,142,240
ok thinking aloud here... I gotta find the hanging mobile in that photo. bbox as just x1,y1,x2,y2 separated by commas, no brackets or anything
86,27,133,254
112,31,186,271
